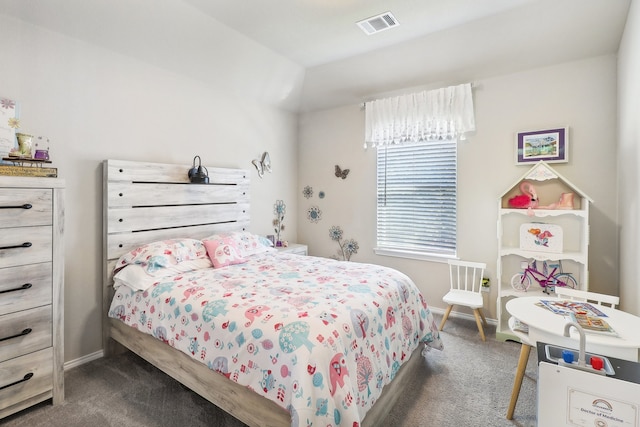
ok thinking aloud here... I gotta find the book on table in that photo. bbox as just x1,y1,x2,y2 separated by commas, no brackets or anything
536,300,617,335
565,312,617,336
538,300,608,317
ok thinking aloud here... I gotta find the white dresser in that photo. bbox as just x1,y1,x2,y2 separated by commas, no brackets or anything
0,176,64,418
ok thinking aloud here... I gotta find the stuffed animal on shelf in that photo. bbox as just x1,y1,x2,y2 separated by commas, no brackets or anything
508,181,575,211
508,181,539,209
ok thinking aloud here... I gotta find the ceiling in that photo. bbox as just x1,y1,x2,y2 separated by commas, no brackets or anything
182,0,537,68
0,0,632,112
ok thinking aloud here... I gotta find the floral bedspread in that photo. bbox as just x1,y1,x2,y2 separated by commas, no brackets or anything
109,252,443,427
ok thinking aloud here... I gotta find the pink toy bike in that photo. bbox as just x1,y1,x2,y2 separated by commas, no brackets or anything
510,259,577,293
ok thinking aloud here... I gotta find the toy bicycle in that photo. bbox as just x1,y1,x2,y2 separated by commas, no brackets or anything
510,259,577,293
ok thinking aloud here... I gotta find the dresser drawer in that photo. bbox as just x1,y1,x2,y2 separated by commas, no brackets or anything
0,226,52,269
0,263,52,316
0,347,53,413
0,189,52,229
0,305,52,363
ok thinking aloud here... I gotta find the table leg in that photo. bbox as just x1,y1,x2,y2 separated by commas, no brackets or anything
506,343,531,420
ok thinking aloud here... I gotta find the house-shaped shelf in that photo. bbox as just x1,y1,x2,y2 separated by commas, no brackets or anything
499,161,593,213
496,161,594,341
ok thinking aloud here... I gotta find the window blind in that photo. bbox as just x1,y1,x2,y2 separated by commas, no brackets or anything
376,140,457,256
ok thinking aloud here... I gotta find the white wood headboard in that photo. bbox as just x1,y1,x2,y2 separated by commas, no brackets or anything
102,159,250,349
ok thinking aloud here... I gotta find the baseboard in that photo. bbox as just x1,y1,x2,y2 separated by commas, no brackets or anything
429,306,498,326
64,350,104,371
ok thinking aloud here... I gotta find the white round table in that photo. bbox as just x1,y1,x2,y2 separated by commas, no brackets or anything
506,296,640,362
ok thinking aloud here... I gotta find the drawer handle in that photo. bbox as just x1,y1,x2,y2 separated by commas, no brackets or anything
0,283,32,294
0,328,32,343
0,373,34,391
0,242,32,250
0,203,32,210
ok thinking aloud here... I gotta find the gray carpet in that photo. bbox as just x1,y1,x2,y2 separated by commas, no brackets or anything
0,315,537,427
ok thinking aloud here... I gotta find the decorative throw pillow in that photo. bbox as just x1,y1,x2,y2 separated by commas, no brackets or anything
115,238,208,272
203,238,247,268
204,231,275,257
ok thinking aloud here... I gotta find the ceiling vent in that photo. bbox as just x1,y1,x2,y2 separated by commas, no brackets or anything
356,12,399,35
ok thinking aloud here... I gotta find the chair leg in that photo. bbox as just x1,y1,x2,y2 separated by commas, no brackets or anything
478,308,488,327
439,305,453,331
506,343,531,420
472,309,486,341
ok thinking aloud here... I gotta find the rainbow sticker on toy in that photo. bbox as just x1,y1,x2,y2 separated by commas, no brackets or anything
519,223,563,253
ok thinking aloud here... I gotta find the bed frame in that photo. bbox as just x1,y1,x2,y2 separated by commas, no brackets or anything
102,159,424,427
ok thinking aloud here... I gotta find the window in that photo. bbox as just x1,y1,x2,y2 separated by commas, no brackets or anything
376,140,457,259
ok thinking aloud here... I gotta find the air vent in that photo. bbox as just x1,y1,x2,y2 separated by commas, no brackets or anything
356,12,399,35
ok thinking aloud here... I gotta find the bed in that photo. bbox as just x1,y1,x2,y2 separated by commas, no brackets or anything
102,159,443,427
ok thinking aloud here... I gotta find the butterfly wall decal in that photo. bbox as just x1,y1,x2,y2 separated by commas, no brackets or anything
335,165,350,179
252,152,272,178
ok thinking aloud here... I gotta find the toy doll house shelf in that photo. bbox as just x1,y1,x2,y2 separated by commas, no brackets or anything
496,161,593,342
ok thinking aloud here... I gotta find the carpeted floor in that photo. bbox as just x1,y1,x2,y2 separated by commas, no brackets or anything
0,314,538,427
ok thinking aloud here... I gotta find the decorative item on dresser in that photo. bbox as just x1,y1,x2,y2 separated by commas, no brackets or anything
0,176,65,419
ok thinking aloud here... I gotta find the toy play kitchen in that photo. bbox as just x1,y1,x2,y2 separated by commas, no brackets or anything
537,328,640,426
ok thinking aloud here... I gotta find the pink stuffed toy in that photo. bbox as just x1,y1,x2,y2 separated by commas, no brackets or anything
508,181,539,209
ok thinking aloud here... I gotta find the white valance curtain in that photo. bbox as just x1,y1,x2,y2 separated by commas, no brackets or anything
364,83,475,148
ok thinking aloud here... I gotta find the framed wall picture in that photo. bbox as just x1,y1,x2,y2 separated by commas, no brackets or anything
516,127,568,164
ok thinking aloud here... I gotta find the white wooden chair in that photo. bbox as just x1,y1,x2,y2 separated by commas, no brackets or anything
555,287,619,308
439,259,488,341
506,288,620,419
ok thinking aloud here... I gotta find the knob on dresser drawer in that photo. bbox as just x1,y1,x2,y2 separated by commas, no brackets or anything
0,328,32,343
0,242,32,250
0,283,32,295
0,204,32,210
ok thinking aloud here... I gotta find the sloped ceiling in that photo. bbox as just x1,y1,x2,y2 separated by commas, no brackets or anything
0,0,631,112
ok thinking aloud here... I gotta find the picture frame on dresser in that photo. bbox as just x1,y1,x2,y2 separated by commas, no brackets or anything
0,175,65,419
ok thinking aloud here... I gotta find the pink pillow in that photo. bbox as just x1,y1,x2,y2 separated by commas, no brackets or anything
203,238,246,268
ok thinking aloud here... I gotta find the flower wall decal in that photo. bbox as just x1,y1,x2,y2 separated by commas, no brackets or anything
7,117,19,129
329,225,343,241
307,206,322,223
303,186,313,199
273,200,286,245
1,98,16,109
329,225,359,261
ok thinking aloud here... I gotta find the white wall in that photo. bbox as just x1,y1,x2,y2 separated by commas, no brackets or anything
618,0,640,315
0,14,303,362
1,8,629,363
298,55,619,319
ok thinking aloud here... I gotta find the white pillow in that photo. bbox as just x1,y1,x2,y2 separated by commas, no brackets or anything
113,258,212,291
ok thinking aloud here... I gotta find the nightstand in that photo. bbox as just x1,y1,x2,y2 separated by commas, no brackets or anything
276,243,308,256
